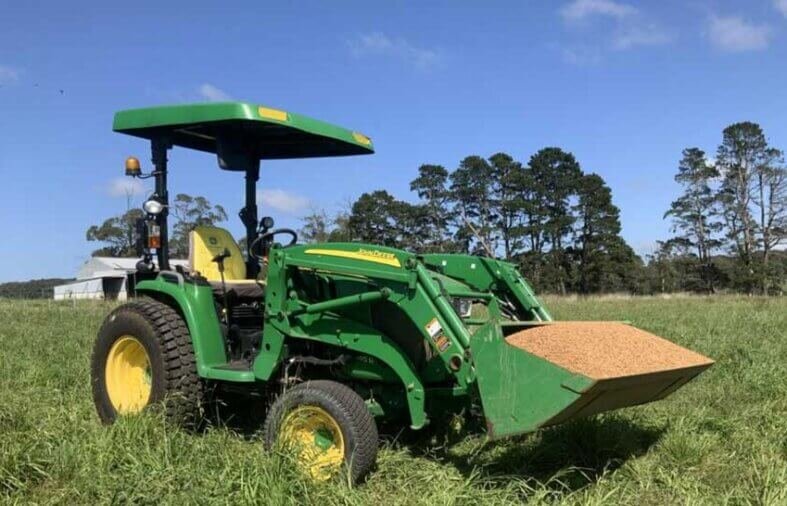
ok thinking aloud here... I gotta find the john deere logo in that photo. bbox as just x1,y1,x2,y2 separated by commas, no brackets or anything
303,248,401,268
209,237,218,245
357,248,397,263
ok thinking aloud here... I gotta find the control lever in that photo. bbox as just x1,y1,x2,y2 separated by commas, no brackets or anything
212,248,232,324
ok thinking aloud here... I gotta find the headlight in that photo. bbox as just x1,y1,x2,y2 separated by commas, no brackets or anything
143,198,165,215
451,297,473,318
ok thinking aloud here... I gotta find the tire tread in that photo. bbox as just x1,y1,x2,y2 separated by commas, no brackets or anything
263,380,378,483
92,298,204,427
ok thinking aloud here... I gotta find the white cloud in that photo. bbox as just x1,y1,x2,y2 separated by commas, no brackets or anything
198,83,233,101
348,32,442,69
257,189,310,215
708,16,771,52
108,177,146,198
775,0,787,17
558,1,669,63
612,24,672,50
560,0,637,22
0,64,20,85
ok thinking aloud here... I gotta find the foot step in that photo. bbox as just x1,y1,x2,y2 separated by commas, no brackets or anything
214,360,252,371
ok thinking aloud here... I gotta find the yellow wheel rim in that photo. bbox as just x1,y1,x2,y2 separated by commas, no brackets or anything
279,406,345,481
105,336,152,414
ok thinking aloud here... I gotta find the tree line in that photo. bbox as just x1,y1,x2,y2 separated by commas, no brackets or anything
83,121,786,296
658,122,786,295
302,148,643,295
0,278,75,299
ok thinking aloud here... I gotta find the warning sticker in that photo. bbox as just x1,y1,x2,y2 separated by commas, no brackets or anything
425,318,442,338
434,335,451,352
425,318,451,352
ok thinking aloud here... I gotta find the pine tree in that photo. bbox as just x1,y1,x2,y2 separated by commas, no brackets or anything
513,165,547,288
527,148,582,294
664,148,722,293
573,173,640,293
410,164,453,252
489,153,525,259
347,191,399,247
390,201,430,252
450,156,496,256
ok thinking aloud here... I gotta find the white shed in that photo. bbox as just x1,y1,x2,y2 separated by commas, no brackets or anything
54,257,188,301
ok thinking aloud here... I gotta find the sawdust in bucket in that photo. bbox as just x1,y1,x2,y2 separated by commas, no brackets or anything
505,322,714,379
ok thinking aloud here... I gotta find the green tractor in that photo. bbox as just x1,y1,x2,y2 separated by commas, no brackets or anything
92,102,713,483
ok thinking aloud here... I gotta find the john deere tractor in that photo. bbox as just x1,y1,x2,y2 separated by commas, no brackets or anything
92,102,713,483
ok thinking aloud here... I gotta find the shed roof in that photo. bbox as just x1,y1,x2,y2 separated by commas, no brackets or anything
78,257,187,279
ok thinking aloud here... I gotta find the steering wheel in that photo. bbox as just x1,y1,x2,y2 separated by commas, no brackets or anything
249,228,298,260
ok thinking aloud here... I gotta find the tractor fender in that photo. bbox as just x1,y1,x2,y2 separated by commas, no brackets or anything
135,277,228,375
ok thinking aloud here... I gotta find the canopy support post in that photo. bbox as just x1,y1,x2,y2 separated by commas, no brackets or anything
243,162,260,278
152,138,171,271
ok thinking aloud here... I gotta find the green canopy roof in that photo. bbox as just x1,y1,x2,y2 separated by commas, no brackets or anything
113,102,374,160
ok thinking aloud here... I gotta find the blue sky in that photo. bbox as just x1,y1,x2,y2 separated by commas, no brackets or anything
2,0,787,282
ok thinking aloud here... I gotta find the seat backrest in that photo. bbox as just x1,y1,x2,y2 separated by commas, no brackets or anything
189,226,247,281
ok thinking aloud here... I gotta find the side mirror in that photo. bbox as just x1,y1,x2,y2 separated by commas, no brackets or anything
260,216,274,231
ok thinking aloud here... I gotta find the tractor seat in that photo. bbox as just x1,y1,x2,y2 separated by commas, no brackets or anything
189,225,265,300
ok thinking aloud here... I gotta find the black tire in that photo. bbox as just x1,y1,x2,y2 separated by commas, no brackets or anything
263,380,378,483
91,298,204,427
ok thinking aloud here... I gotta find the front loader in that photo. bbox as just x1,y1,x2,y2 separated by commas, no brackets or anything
91,102,713,483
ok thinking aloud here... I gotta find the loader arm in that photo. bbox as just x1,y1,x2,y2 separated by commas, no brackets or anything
254,244,712,434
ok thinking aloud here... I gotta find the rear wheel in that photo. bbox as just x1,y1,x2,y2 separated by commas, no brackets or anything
91,299,204,427
263,380,378,483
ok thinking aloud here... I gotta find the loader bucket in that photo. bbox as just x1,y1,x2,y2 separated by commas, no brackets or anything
469,321,713,439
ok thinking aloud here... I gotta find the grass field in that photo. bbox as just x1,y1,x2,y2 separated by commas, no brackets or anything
1,296,785,505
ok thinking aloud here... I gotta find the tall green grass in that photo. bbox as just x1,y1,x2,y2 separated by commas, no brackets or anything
0,297,785,504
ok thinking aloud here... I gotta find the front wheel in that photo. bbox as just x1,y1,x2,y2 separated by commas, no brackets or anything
263,380,378,483
91,299,204,427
